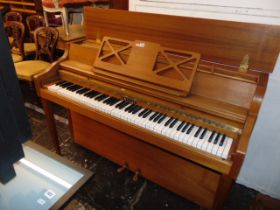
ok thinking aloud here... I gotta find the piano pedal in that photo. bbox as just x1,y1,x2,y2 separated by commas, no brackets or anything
132,170,141,182
117,163,128,173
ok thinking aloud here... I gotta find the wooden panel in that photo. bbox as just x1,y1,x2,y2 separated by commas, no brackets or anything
192,71,257,109
84,7,280,73
71,111,220,209
0,0,42,14
110,0,128,10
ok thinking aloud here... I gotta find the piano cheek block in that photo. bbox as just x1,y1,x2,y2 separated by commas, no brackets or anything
70,111,220,209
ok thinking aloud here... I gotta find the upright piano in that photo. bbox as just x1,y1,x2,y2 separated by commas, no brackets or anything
34,8,280,210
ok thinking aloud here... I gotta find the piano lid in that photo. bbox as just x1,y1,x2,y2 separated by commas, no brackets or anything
84,8,280,73
94,37,200,96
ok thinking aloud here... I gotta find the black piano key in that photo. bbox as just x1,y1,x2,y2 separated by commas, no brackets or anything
153,113,162,122
177,121,185,131
95,94,108,101
181,122,190,132
125,104,135,112
72,85,83,91
194,127,202,138
61,82,73,88
67,84,80,91
199,128,208,139
109,99,120,106
77,88,90,94
131,105,140,113
157,115,166,123
143,110,152,118
84,90,94,97
90,92,101,98
119,102,130,110
91,93,101,99
85,90,99,98
103,97,114,104
149,112,158,121
108,98,118,105
65,84,76,90
128,105,137,113
138,109,148,117
208,131,216,142
164,117,174,127
56,80,66,86
186,124,194,134
115,100,125,108
132,106,142,114
214,133,221,144
219,134,226,146
169,119,178,128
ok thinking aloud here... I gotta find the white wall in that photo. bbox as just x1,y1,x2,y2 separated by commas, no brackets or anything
238,57,280,199
130,0,280,199
129,0,280,25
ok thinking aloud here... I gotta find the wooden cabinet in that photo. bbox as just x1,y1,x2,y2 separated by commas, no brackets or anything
0,0,42,15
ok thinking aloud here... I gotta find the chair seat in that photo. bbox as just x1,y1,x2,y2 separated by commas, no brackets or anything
24,43,37,53
12,54,23,63
12,43,36,55
8,36,13,44
15,60,51,81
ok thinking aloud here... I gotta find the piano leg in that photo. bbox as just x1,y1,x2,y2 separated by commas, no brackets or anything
41,98,61,155
211,175,233,210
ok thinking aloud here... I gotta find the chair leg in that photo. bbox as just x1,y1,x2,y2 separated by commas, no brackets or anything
43,10,49,27
61,8,69,36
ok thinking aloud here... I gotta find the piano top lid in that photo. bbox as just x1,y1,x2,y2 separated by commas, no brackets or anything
93,37,200,96
84,7,280,73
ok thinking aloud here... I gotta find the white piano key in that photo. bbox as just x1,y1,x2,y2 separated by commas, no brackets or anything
48,82,235,159
206,132,217,153
167,121,182,139
185,126,199,145
221,137,233,159
201,131,213,151
211,134,222,155
191,128,204,147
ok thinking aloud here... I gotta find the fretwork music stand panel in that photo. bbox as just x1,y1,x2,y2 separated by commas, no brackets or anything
94,37,200,96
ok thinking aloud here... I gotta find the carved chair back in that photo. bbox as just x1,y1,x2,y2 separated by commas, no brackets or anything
34,27,59,62
4,21,25,58
26,15,46,41
4,12,23,23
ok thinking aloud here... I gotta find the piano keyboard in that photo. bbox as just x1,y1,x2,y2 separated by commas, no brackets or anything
48,81,233,159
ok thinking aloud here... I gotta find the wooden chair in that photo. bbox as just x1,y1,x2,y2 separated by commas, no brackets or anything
15,27,59,83
4,11,23,23
42,0,107,36
4,12,23,44
26,15,46,41
5,21,37,60
4,21,25,63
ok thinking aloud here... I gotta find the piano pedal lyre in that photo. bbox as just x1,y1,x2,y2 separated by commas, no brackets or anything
117,162,128,173
132,169,141,182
